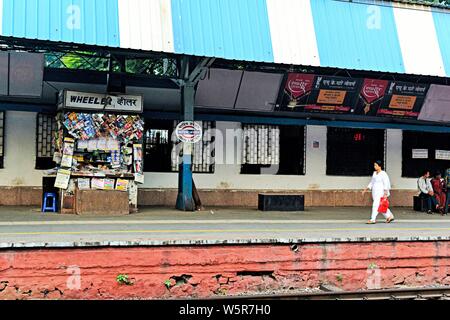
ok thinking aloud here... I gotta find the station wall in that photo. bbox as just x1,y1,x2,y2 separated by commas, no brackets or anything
141,122,418,191
0,111,420,206
0,111,42,186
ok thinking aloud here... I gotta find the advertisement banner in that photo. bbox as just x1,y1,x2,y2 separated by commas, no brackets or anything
377,82,429,119
354,79,390,116
305,76,361,113
279,74,361,113
279,73,315,110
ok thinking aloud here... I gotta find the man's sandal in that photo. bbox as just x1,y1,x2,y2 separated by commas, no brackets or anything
386,217,395,223
366,220,376,224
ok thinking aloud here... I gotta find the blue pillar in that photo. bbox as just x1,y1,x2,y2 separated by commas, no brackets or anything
176,82,195,211
175,57,215,211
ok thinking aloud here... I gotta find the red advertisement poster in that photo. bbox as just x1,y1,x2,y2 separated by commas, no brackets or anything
280,73,315,110
354,79,389,116
285,73,315,99
279,74,361,113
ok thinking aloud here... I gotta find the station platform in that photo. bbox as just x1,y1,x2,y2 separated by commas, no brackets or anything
0,206,449,248
1,205,449,299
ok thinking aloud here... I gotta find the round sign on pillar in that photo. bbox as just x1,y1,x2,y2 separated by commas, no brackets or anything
175,121,203,143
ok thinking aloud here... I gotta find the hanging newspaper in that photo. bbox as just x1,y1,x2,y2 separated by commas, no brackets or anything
54,169,71,189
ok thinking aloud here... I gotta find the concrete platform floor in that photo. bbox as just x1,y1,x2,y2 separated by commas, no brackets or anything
0,206,449,247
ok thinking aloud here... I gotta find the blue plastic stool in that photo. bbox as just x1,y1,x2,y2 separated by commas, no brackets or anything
42,192,57,213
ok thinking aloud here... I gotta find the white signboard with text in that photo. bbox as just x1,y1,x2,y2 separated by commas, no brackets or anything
436,150,450,161
412,149,428,159
59,90,143,113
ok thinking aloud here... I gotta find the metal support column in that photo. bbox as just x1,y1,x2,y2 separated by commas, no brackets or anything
176,82,195,211
176,56,215,211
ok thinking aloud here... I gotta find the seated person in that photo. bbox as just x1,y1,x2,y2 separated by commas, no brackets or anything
418,170,439,214
431,172,446,215
445,168,450,214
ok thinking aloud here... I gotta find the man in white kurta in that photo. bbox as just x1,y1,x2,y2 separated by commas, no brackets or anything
367,170,394,223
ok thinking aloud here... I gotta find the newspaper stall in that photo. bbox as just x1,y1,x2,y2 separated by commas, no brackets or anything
52,90,145,215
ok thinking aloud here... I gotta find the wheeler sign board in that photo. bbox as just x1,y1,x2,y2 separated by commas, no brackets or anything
58,90,144,113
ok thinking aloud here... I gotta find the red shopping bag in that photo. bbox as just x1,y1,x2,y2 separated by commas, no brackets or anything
378,197,389,213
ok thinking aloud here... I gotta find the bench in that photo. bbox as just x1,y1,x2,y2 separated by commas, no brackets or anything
258,193,304,211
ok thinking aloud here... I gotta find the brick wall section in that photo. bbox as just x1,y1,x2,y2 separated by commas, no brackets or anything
0,241,449,299
137,189,419,207
0,187,42,206
0,187,419,207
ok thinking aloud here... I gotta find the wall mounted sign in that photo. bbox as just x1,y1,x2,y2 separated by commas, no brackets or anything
412,149,428,159
377,82,429,119
58,90,143,113
435,150,450,161
175,121,203,144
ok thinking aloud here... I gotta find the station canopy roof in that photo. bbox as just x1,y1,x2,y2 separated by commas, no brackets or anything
1,0,450,78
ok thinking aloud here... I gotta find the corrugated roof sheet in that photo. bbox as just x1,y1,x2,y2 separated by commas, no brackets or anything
0,0,3,35
310,0,405,73
118,0,174,53
1,0,120,47
266,0,320,67
393,2,446,76
2,0,450,77
432,8,450,76
171,0,274,62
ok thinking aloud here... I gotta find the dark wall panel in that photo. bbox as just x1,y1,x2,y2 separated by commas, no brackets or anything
418,84,450,123
0,53,8,96
8,52,44,97
235,71,283,112
195,68,243,109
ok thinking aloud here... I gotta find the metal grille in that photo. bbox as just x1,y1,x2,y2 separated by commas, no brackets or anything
145,128,170,148
36,114,56,168
171,121,215,173
326,127,386,176
45,52,178,78
242,125,280,165
0,112,4,168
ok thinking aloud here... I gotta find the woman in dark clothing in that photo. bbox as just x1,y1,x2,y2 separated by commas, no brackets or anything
431,172,446,215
